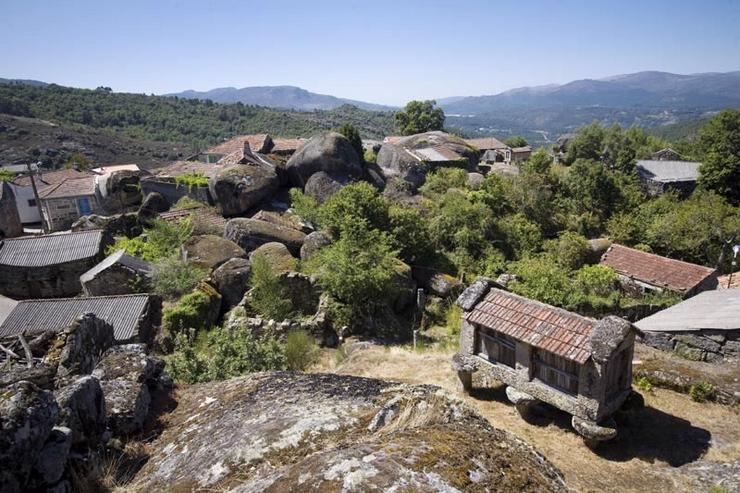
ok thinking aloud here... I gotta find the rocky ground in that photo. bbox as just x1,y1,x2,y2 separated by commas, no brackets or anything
124,372,568,492
0,113,190,169
323,342,740,493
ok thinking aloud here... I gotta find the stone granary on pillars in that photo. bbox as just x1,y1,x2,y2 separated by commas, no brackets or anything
600,244,718,298
452,278,637,443
0,293,161,344
0,230,110,299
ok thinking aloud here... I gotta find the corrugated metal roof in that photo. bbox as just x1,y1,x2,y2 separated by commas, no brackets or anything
600,244,716,293
0,294,151,341
80,250,151,284
0,295,18,326
408,146,463,163
0,230,104,267
465,288,596,363
636,160,701,183
635,289,740,333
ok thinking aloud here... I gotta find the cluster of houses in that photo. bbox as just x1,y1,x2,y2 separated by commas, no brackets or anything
0,129,736,448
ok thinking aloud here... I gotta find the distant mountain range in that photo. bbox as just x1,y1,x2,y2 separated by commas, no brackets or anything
0,78,49,88
166,85,396,112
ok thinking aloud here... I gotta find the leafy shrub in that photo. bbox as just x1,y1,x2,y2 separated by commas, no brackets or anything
498,213,543,259
428,189,495,255
249,255,293,321
175,172,209,190
319,182,390,236
336,123,364,163
689,381,716,402
166,326,287,384
151,256,207,299
544,231,591,270
285,330,319,371
307,220,396,317
419,168,468,196
109,217,194,261
635,376,653,392
388,206,433,264
363,149,377,164
0,168,14,182
288,188,321,226
508,256,571,307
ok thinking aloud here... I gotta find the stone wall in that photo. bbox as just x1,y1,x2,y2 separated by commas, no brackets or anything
639,329,739,362
642,178,696,198
81,264,150,297
0,184,23,239
0,257,105,299
140,178,212,206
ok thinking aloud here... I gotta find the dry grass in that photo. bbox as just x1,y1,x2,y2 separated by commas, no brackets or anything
318,342,740,493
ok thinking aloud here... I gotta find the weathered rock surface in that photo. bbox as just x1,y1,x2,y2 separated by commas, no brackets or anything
285,132,363,187
456,277,494,311
211,257,251,311
209,163,279,217
0,381,59,492
388,260,417,313
71,212,141,237
126,372,568,492
571,416,618,443
49,314,115,384
92,344,162,436
225,218,306,256
304,171,349,203
300,230,332,261
467,171,485,190
29,426,72,487
181,234,246,271
412,266,462,298
99,170,144,213
277,271,320,315
137,191,170,224
54,375,107,446
250,241,298,273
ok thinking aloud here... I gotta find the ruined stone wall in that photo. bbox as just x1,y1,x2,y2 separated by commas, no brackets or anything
640,329,739,362
140,179,212,206
0,186,23,239
81,265,148,297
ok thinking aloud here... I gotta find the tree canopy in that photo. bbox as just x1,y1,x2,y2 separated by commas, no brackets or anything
394,100,445,136
698,109,740,205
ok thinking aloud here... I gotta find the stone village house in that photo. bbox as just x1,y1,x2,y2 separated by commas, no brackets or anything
9,168,91,225
38,175,102,231
452,279,636,443
600,244,718,299
635,159,701,197
0,230,110,299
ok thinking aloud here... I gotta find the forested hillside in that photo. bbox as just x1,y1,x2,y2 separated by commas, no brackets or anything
0,84,395,149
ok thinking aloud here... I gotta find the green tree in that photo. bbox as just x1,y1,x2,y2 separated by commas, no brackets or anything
394,100,445,136
698,109,740,204
505,136,528,148
319,182,390,235
564,122,605,164
419,167,468,196
336,123,364,163
388,206,433,264
520,148,553,175
544,231,591,270
498,213,543,259
249,255,294,321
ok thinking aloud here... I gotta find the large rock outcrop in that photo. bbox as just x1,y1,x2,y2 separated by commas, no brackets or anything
211,258,251,311
225,218,306,256
376,131,476,190
126,373,568,492
181,234,246,271
209,164,279,217
98,170,144,213
304,171,349,203
285,132,363,187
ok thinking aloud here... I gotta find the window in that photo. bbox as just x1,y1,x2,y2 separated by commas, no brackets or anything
533,349,579,394
476,327,516,368
27,199,36,207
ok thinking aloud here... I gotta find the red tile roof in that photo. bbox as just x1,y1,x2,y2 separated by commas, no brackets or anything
153,161,223,179
158,208,227,229
600,244,717,293
271,138,307,154
206,134,273,155
465,288,596,363
13,168,90,188
39,176,97,199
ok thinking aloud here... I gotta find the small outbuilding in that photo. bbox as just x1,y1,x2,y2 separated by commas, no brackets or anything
0,293,161,344
80,250,152,297
600,244,718,298
38,176,102,231
0,230,110,299
452,279,636,443
635,159,701,197
635,289,740,362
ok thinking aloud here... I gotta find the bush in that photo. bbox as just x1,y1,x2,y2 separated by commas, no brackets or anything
166,326,287,384
363,149,377,163
498,213,543,259
635,376,653,392
428,189,495,256
388,206,433,264
151,256,207,299
689,381,716,402
307,220,396,317
175,172,209,190
509,256,572,307
336,123,364,163
545,231,591,270
419,168,468,196
319,182,390,236
249,255,294,321
289,188,321,226
109,217,194,261
285,330,319,371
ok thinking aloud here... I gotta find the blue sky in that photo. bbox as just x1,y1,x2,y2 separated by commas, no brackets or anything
2,0,739,105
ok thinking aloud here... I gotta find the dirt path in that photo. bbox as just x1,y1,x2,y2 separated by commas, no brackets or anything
316,344,740,492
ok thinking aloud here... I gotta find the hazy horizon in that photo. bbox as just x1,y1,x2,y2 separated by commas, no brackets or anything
3,0,740,105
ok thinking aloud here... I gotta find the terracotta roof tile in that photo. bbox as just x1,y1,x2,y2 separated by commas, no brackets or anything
466,288,597,363
206,134,273,155
465,137,509,150
39,176,97,199
600,244,716,293
13,168,91,188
